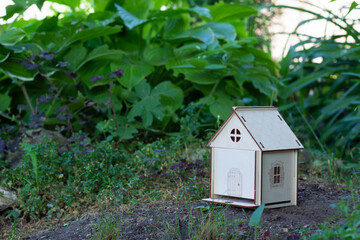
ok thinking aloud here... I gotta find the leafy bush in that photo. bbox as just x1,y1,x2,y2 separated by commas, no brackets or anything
0,0,279,140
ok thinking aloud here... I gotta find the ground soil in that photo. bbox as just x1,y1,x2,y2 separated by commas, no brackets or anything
0,179,350,240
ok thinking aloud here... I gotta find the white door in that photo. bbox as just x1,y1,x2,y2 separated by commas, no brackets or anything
213,148,255,199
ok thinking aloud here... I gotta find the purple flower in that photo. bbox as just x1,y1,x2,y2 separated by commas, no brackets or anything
61,69,77,79
65,71,77,79
104,99,111,106
19,60,39,70
39,50,55,61
55,106,67,114
27,54,38,61
0,139,5,153
85,100,96,107
17,104,28,111
56,61,70,68
89,75,104,83
68,97,78,103
39,95,53,104
28,112,45,129
108,68,124,78
56,113,67,121
154,149,165,152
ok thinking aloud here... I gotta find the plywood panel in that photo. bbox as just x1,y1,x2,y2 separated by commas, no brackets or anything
213,148,255,199
234,108,303,151
208,114,260,151
261,151,296,204
203,198,257,208
255,151,262,205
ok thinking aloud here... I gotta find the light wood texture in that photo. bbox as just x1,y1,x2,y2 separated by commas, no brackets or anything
234,107,304,151
213,148,255,199
202,198,257,208
208,114,260,151
261,151,296,204
255,151,262,205
205,106,302,208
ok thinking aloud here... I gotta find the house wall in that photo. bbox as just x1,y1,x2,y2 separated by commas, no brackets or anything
209,114,260,151
261,150,296,204
212,148,256,199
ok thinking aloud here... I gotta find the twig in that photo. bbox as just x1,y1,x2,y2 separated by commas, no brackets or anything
108,81,118,131
20,83,35,114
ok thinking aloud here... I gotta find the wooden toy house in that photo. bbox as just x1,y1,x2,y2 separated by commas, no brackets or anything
203,106,304,208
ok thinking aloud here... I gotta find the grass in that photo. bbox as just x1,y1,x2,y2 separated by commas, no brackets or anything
0,131,358,239
91,214,123,240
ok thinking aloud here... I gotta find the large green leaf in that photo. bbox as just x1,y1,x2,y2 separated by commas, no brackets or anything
167,58,227,84
46,0,80,9
111,61,154,88
0,46,10,63
77,45,123,70
152,81,183,110
282,69,339,96
94,0,111,12
67,26,122,45
209,95,234,120
0,28,26,46
173,68,224,84
144,44,174,65
123,0,152,19
168,27,215,45
115,4,148,30
249,204,265,227
128,80,183,127
79,60,111,88
151,7,211,19
208,2,257,22
0,61,38,81
64,45,87,70
204,22,236,41
0,94,11,112
36,16,58,32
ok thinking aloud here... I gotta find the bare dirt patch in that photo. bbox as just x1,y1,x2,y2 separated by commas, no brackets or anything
1,179,349,239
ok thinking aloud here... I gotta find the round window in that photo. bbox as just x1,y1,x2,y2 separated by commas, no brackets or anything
230,128,241,142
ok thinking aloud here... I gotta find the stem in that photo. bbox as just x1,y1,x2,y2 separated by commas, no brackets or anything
20,83,35,114
42,74,74,133
108,81,118,131
294,103,326,153
0,25,5,33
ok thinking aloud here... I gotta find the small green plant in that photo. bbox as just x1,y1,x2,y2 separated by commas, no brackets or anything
23,144,39,192
163,204,230,239
248,204,265,240
305,181,359,239
91,214,123,240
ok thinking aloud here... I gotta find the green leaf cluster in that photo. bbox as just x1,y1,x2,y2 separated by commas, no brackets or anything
277,3,360,160
0,0,279,139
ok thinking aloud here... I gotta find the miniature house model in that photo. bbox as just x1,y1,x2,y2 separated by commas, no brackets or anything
203,106,304,208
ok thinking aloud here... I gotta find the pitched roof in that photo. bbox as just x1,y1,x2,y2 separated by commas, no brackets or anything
208,106,304,151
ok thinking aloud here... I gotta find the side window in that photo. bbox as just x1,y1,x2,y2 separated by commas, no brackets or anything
273,164,281,184
269,162,284,188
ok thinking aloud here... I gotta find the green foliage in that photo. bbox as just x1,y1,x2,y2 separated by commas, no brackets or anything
163,205,229,239
277,2,360,160
0,0,279,140
91,214,123,240
248,204,264,227
0,136,209,219
248,204,265,240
